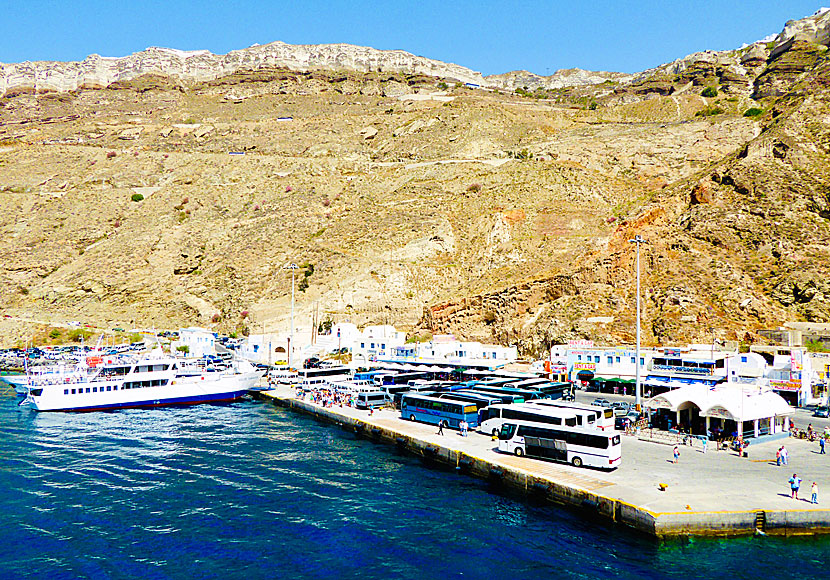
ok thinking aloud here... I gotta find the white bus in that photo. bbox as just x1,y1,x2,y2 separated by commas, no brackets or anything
478,404,581,437
497,420,621,469
523,401,615,431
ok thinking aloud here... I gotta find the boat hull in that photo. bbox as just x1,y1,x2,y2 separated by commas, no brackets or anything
27,371,261,412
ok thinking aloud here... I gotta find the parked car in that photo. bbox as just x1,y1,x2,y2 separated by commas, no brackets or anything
615,410,642,430
611,401,630,415
813,406,830,418
591,398,611,408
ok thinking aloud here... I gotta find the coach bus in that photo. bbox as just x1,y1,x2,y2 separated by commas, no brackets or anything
400,394,479,429
497,420,621,469
528,400,615,431
478,404,582,437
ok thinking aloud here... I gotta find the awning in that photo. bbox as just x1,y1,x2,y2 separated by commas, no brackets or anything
644,384,794,422
576,370,594,379
593,376,635,383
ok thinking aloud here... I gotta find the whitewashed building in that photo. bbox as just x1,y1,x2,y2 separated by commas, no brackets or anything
173,327,216,358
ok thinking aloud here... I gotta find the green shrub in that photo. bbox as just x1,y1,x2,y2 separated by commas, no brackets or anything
131,193,144,202
743,107,764,117
701,86,718,98
49,328,62,340
695,105,724,117
176,345,190,354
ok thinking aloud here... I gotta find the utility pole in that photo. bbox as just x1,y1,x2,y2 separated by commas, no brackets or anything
629,234,646,412
284,263,298,368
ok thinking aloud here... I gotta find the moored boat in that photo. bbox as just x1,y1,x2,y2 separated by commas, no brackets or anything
21,352,263,412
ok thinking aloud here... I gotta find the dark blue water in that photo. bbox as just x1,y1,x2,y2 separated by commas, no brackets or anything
1,396,828,580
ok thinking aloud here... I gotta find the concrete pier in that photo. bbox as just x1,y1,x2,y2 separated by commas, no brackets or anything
254,386,830,538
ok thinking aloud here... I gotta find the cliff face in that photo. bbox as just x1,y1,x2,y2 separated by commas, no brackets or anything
2,10,830,354
0,42,488,95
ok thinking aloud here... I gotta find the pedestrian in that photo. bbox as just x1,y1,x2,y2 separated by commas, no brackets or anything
776,446,782,466
781,445,789,465
789,473,802,500
812,481,819,504
460,420,467,437
821,437,826,455
437,421,444,436
702,437,707,454
672,444,680,464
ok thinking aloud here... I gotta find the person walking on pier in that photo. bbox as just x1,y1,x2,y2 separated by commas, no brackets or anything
776,447,782,466
437,421,445,436
781,445,789,465
789,474,802,500
811,481,819,504
820,437,825,455
672,444,680,464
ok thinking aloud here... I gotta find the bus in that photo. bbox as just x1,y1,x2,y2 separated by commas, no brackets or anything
528,400,615,431
478,404,582,437
463,389,525,404
469,385,546,401
497,420,621,469
298,365,351,386
401,394,480,429
436,391,502,410
355,390,389,409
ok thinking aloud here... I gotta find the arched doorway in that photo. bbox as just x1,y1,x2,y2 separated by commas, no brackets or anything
677,401,705,435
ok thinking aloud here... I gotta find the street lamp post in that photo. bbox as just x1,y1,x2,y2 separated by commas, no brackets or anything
284,263,299,368
629,234,646,412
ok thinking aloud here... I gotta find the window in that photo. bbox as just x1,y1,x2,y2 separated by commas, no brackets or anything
577,355,582,361
86,388,91,393
107,386,111,391
640,358,645,366
607,357,613,364
616,357,621,363
381,344,385,349
631,357,636,364
71,389,76,394
113,386,118,390
93,387,98,393
741,356,747,363
371,343,375,349
594,356,600,363
64,389,69,395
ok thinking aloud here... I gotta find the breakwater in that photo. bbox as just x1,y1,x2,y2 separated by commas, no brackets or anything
256,387,830,538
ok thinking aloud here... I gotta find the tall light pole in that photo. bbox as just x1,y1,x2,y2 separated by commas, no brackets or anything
629,234,646,411
284,263,298,368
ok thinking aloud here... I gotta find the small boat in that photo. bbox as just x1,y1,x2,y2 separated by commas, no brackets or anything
20,351,263,412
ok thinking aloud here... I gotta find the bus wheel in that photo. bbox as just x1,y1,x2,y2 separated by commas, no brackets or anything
409,414,416,422
514,448,524,457
572,456,583,467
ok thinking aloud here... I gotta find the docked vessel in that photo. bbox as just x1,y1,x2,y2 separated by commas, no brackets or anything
21,351,262,412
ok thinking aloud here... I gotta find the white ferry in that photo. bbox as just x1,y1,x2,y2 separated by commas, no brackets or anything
21,351,262,412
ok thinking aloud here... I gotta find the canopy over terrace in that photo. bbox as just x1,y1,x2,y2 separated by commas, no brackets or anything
645,384,793,440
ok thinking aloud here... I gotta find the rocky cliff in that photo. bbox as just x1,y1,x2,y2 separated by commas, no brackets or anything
2,9,830,355
0,42,488,95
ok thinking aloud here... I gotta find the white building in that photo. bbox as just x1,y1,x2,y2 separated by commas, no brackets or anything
388,335,517,369
172,327,216,358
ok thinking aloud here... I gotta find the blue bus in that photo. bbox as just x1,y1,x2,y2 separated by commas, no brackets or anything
401,394,480,429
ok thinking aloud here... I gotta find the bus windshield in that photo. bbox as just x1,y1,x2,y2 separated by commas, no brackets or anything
498,423,517,440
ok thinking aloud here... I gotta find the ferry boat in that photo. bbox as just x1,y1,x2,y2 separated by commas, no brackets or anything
20,351,262,412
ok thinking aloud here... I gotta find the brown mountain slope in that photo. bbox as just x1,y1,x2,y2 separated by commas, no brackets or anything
1,16,830,354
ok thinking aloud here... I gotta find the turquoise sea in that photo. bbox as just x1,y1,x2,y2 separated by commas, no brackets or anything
1,396,828,579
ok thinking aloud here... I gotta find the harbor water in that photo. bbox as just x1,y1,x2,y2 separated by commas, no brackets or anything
1,396,828,579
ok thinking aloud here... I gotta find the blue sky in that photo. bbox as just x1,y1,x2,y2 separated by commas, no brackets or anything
1,1,825,75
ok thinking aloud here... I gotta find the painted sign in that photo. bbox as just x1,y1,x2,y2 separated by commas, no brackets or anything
791,349,803,372
769,379,801,392
573,362,596,371
568,340,594,349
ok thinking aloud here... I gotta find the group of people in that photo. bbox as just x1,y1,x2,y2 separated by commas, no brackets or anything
788,473,819,504
776,445,790,466
436,419,469,436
